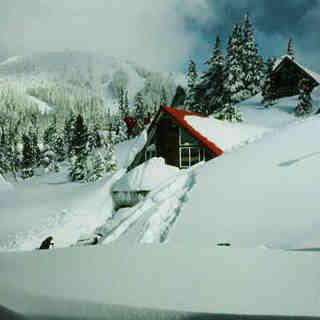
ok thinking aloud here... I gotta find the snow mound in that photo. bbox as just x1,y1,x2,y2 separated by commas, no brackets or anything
112,158,179,192
114,131,147,169
185,116,269,152
0,174,12,192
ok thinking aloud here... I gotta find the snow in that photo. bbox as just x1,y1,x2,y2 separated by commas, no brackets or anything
0,245,320,318
112,157,179,192
185,115,269,152
26,94,53,113
114,130,147,169
2,79,320,317
0,174,13,192
170,115,320,250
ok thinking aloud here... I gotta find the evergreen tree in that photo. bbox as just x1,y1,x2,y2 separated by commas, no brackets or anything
202,36,228,115
69,154,89,182
262,57,277,107
287,38,294,60
64,112,76,157
295,78,313,116
242,13,264,96
86,151,105,182
225,24,247,103
160,86,168,106
105,144,117,172
72,114,89,157
184,60,199,112
21,134,35,178
133,92,145,136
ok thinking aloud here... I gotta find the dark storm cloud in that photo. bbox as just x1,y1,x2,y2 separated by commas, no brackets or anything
188,0,320,71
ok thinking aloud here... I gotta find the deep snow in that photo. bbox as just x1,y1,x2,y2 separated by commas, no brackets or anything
1,89,320,318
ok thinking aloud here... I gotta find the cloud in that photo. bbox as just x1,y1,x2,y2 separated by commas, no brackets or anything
0,0,213,72
1,0,320,72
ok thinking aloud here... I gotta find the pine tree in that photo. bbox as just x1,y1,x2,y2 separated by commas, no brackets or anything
21,134,35,178
295,78,313,116
86,151,105,182
105,144,117,172
287,38,294,60
72,114,89,157
202,36,228,115
64,112,76,157
225,24,247,103
160,86,168,106
184,60,199,112
69,154,89,182
262,57,277,107
242,13,264,96
133,92,145,136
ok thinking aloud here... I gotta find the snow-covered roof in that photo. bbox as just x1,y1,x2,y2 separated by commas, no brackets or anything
161,106,223,156
185,116,269,152
273,55,320,84
112,157,179,192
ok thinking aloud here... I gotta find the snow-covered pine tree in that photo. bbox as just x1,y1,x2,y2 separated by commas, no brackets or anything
184,60,199,112
202,36,228,115
225,24,247,103
64,112,76,157
132,91,145,136
262,57,277,107
72,114,89,157
118,87,129,118
69,154,89,182
21,133,35,179
86,151,105,183
104,144,117,173
295,78,313,116
287,38,294,60
242,13,264,96
160,86,168,106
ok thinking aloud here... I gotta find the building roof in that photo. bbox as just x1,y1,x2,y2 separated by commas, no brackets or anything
161,106,223,156
273,55,320,85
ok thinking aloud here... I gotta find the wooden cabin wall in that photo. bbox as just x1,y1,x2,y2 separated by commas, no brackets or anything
155,117,180,167
273,59,318,99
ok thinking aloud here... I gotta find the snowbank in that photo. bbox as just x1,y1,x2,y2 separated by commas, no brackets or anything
171,116,320,250
114,130,147,169
0,245,319,317
185,116,269,152
0,174,12,192
112,158,179,192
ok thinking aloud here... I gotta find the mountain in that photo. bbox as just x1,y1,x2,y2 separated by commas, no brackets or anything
0,50,180,108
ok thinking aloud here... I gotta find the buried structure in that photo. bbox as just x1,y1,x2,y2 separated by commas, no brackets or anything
272,55,320,99
128,106,223,171
111,157,179,210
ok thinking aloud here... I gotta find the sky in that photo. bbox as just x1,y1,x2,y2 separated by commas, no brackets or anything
0,0,319,73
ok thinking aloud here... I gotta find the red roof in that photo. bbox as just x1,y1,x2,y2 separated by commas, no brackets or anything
161,106,223,156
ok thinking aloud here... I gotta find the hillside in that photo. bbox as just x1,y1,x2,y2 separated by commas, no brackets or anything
0,50,180,110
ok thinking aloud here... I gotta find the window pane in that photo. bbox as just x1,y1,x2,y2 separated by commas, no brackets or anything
190,147,200,165
180,148,189,167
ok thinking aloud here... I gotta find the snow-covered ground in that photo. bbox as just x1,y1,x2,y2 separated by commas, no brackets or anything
1,91,320,318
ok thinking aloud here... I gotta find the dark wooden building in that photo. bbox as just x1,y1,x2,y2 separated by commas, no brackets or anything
272,56,320,98
128,106,223,170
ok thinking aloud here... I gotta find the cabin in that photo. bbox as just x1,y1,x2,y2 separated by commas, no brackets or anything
128,106,223,171
272,55,320,99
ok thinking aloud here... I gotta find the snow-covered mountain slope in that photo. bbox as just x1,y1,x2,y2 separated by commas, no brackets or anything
0,51,180,106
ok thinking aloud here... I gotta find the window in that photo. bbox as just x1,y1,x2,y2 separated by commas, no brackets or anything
179,127,203,168
180,147,202,168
